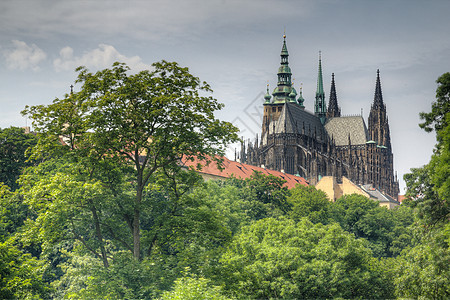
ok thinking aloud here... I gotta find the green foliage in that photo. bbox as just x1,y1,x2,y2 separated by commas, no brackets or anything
239,171,290,220
287,185,331,224
161,272,231,300
0,183,32,241
406,72,450,227
399,72,450,298
22,61,239,259
0,127,37,191
54,251,174,299
420,72,450,134
333,194,414,257
0,240,51,299
190,180,250,235
394,223,450,299
218,218,393,299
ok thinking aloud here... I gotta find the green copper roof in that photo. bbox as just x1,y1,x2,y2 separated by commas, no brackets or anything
316,53,324,97
297,85,305,108
264,84,272,104
315,52,326,124
272,34,294,103
281,35,289,56
289,86,297,102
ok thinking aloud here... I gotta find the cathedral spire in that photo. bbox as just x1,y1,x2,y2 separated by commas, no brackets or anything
272,34,294,104
264,83,271,104
297,84,305,109
315,51,326,124
373,69,384,110
327,73,341,118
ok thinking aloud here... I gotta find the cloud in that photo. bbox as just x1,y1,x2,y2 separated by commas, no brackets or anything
53,44,151,72
4,40,47,71
0,1,313,43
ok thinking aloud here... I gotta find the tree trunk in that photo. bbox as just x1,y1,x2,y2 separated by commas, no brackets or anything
133,188,142,260
90,204,109,268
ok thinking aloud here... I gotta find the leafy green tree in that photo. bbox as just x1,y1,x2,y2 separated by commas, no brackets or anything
22,61,239,260
239,171,290,220
0,240,51,299
419,72,450,135
161,272,231,300
53,251,167,299
189,180,250,236
396,72,450,299
19,159,125,268
394,223,450,299
406,72,450,227
0,183,30,240
287,185,331,224
218,218,393,299
332,194,413,257
0,127,37,191
332,194,379,231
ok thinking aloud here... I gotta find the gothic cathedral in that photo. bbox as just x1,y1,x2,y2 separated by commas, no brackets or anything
241,36,399,198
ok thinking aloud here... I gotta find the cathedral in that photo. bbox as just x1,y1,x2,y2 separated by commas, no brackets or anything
240,35,399,198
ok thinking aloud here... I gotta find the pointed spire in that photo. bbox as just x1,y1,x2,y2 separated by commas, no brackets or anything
327,73,341,118
281,34,288,56
297,83,305,109
316,52,324,97
289,79,297,102
315,51,326,124
272,34,293,104
373,69,384,109
264,83,272,104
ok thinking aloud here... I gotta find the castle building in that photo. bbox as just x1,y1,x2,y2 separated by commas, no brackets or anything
240,36,399,198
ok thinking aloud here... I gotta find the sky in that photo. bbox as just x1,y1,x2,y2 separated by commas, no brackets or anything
1,0,449,193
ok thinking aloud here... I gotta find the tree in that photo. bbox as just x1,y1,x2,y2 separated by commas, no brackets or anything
287,185,331,224
394,223,450,299
396,72,450,299
189,180,250,235
419,72,450,135
0,240,51,299
22,61,239,260
0,127,37,191
332,194,414,258
239,171,290,220
161,272,231,300
405,72,450,227
218,218,393,299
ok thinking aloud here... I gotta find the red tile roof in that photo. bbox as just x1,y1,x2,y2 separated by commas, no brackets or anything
181,156,308,189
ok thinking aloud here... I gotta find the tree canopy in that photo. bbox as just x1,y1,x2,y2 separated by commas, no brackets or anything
22,61,239,261
0,127,37,191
